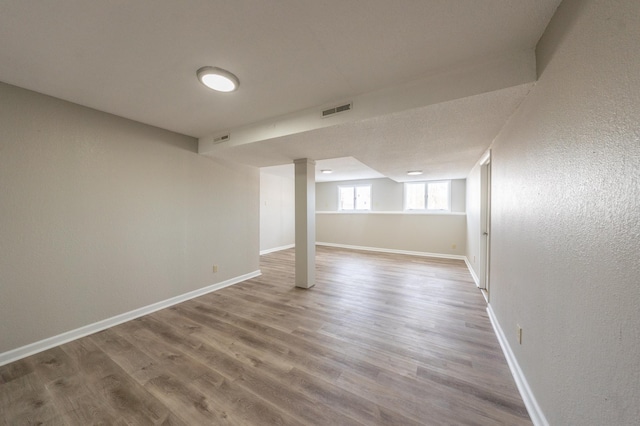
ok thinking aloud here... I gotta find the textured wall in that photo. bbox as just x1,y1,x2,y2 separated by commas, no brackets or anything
259,172,295,252
0,83,260,354
489,0,640,424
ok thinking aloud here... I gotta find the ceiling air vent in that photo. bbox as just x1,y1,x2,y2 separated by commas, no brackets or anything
321,102,352,118
213,133,231,144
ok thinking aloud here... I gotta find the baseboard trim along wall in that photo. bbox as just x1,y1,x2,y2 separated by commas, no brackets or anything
464,257,480,287
0,270,261,367
259,244,295,255
316,211,466,216
316,242,466,260
487,304,549,426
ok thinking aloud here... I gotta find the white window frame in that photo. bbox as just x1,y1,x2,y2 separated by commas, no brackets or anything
404,180,451,211
338,184,372,211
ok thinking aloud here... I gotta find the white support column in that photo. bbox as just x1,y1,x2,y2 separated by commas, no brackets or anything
294,158,316,289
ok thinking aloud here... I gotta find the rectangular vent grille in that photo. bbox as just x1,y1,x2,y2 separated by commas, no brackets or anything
213,133,231,144
321,102,352,118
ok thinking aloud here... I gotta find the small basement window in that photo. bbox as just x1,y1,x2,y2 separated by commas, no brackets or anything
339,185,371,211
405,181,450,211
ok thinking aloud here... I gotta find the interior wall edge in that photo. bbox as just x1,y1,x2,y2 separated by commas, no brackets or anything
487,304,549,426
0,270,261,367
464,257,480,287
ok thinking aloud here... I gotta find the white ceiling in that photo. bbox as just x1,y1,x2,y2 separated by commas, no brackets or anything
0,1,561,182
216,83,534,182
262,157,384,183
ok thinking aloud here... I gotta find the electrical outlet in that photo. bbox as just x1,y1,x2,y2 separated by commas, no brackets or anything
213,265,218,273
517,325,523,344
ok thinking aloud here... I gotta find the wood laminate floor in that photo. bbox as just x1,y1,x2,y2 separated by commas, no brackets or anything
0,247,531,425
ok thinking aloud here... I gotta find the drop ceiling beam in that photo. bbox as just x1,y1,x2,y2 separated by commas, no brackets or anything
199,49,535,156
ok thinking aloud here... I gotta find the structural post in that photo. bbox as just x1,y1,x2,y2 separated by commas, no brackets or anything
294,158,316,289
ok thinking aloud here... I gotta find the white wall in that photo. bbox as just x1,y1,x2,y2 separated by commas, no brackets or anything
317,213,466,256
465,161,482,280
260,172,295,253
487,0,640,424
450,179,466,213
316,178,466,256
0,82,260,355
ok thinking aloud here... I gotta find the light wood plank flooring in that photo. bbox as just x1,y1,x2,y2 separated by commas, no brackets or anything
0,247,531,425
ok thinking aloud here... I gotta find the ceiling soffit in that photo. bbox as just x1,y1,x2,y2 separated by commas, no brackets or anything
199,50,534,155
200,51,535,181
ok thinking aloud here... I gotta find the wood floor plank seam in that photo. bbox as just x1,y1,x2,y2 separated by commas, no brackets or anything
0,247,531,425
118,311,367,425
156,304,422,425
97,324,302,426
206,280,497,361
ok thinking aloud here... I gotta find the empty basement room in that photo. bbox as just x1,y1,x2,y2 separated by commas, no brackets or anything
1,1,639,425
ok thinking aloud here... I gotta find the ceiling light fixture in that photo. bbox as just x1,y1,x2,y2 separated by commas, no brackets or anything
407,170,423,176
197,66,239,92
321,169,333,174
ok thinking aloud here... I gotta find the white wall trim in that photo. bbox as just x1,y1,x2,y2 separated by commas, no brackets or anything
316,242,465,260
487,304,549,426
316,210,466,216
479,149,491,166
0,270,261,367
260,244,295,255
464,257,480,287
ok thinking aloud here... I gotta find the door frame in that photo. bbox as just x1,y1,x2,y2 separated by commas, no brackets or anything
479,153,491,300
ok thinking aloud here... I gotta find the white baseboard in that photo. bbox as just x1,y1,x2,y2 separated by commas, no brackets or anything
260,244,295,255
487,304,549,426
0,270,261,367
316,242,466,260
464,257,480,287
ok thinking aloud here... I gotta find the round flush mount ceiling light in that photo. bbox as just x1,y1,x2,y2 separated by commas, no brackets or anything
197,66,239,92
407,170,423,176
321,169,333,174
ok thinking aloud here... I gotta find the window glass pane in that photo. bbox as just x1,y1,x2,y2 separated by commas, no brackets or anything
406,183,425,210
355,186,371,210
339,186,354,210
427,182,449,210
